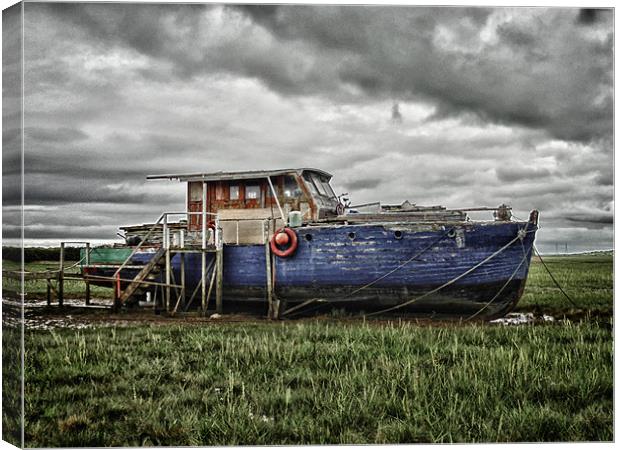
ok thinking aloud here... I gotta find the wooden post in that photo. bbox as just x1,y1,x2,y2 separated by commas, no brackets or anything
58,242,65,307
164,215,171,312
85,242,91,305
180,253,185,311
46,279,51,306
266,176,286,224
201,180,207,315
165,252,171,312
265,220,274,318
152,281,158,312
215,228,223,314
113,274,120,311
273,256,281,319
179,230,185,310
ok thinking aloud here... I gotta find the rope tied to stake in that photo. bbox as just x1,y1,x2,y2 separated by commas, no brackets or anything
532,244,583,311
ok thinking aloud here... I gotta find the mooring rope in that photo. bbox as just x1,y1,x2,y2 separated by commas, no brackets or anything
346,227,457,297
364,228,533,317
533,244,582,310
463,237,529,321
284,226,536,319
281,227,455,317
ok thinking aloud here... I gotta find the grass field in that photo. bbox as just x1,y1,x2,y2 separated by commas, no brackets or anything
517,253,613,316
4,253,614,445
23,320,612,446
2,259,113,300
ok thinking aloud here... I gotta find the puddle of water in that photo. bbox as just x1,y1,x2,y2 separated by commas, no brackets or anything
3,297,111,308
490,312,556,326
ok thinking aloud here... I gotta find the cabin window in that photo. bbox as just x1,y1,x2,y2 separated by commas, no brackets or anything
311,173,331,197
302,173,320,196
189,182,203,201
322,180,336,198
230,184,239,200
283,175,301,198
246,185,260,200
314,174,336,198
215,183,226,200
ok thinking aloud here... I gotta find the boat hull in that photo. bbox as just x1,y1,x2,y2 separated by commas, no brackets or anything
91,220,537,319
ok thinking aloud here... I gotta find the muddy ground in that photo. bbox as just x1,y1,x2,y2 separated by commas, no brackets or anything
1,296,572,331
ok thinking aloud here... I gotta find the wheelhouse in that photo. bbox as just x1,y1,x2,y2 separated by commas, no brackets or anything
147,168,340,230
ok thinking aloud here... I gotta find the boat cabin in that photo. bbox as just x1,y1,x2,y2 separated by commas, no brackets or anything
148,168,339,225
139,168,340,245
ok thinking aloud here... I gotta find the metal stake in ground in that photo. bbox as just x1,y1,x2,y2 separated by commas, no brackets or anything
58,242,65,307
85,242,91,306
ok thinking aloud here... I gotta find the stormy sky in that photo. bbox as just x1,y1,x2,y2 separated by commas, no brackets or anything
2,3,614,252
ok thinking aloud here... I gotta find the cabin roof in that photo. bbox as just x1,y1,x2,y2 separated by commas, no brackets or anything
146,168,333,182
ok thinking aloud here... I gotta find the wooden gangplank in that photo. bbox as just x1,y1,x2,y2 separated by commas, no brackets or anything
118,247,167,304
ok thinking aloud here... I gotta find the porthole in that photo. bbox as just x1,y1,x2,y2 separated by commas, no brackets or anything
447,229,456,238
394,230,403,240
304,234,313,242
348,232,356,240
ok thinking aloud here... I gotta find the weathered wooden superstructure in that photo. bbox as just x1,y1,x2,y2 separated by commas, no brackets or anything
125,168,340,245
75,167,538,320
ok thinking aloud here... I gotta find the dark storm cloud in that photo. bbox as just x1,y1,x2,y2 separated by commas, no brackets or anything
595,170,613,186
3,4,23,237
25,127,89,143
496,22,537,48
344,177,383,191
235,6,613,143
38,3,206,58
28,4,613,144
2,133,21,176
2,3,22,94
567,214,613,225
24,225,119,240
391,103,403,123
16,178,147,205
495,166,552,183
577,9,604,25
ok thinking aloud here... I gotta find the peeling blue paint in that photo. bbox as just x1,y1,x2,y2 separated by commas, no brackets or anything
127,221,535,297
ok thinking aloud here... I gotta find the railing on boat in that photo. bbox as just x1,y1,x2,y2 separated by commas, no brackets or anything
110,211,221,313
108,211,280,316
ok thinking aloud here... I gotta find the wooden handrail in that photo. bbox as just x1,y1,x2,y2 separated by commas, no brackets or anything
113,212,166,278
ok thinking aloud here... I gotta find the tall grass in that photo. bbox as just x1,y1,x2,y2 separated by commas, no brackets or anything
24,320,612,446
2,323,22,447
519,255,613,315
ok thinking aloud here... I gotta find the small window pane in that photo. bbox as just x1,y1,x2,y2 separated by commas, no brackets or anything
189,182,203,201
303,173,319,195
230,185,239,200
216,183,226,200
321,180,336,198
246,185,260,199
284,175,300,198
312,174,329,196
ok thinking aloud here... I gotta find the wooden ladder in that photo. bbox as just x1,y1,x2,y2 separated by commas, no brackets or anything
118,247,167,305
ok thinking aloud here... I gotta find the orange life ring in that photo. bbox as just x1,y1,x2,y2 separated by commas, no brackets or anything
270,227,298,257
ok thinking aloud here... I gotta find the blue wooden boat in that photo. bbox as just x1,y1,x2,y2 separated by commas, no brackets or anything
82,168,539,319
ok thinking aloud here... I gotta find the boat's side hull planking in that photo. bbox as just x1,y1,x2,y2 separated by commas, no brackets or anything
110,220,536,316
